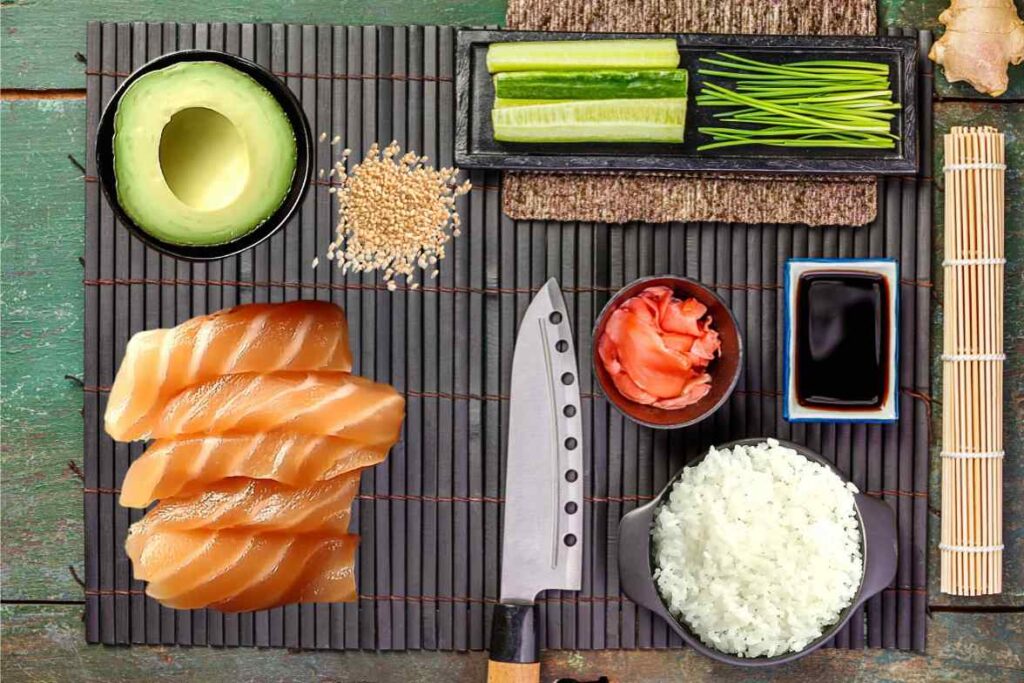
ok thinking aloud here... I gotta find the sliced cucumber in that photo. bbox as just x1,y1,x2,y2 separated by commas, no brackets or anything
486,39,679,73
491,98,687,143
494,69,687,100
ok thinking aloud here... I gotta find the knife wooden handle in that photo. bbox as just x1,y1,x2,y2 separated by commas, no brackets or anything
487,603,539,683
486,660,540,683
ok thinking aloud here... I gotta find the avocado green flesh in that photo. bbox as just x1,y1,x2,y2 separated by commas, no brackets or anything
114,61,297,247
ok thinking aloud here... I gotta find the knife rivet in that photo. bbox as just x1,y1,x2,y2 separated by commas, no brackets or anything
565,501,578,514
563,405,576,418
555,339,569,352
564,534,577,547
561,372,575,386
565,469,578,482
564,437,578,450
549,311,563,324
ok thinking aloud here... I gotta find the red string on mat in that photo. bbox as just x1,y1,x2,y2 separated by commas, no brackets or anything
75,381,933,408
81,588,632,603
81,277,791,295
85,68,452,83
81,486,927,500
310,178,501,193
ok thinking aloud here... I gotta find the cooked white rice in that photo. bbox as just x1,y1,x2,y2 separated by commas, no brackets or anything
652,439,862,658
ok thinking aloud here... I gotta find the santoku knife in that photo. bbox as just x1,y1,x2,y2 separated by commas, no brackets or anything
487,279,583,683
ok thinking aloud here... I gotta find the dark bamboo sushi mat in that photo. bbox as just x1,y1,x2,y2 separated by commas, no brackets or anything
82,22,932,652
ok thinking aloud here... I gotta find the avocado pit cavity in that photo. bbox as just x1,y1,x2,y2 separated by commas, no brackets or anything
159,107,249,211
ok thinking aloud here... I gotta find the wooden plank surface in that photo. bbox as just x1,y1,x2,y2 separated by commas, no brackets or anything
0,1,506,90
2,0,1023,98
0,98,86,602
1,0,1022,678
2,604,1022,682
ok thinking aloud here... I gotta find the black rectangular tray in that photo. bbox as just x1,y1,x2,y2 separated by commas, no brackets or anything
455,30,919,175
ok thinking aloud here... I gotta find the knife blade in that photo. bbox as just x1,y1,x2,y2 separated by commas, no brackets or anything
487,278,583,682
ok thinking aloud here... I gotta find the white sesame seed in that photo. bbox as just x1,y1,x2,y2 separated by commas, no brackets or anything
321,141,470,293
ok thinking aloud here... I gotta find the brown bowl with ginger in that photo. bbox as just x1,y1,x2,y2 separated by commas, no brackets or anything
593,275,742,430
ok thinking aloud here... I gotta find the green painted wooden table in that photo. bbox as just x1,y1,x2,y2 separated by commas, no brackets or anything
2,1,1021,680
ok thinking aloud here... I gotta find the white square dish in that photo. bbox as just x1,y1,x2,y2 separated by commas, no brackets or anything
783,258,899,423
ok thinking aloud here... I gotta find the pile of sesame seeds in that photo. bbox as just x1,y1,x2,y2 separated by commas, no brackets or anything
318,139,471,290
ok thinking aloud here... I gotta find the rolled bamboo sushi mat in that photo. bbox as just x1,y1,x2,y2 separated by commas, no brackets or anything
940,127,1006,596
503,0,879,226
82,22,931,652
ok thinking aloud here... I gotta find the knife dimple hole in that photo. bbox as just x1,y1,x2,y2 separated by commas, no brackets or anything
549,311,563,325
564,534,577,547
564,437,578,450
561,372,575,386
565,501,578,514
565,469,578,482
563,405,576,418
555,339,569,353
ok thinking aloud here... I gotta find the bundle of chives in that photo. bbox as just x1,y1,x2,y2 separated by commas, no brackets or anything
695,53,900,151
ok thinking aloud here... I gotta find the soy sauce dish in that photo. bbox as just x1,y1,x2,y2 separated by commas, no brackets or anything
783,259,899,423
618,438,897,667
96,50,313,260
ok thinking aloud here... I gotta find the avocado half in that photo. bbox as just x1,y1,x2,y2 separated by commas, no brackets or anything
113,61,297,247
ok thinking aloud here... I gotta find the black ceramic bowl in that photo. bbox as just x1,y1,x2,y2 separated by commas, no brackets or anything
593,275,742,430
95,50,313,261
618,438,897,667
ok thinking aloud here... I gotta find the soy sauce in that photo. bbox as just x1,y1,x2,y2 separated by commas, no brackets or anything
795,271,889,409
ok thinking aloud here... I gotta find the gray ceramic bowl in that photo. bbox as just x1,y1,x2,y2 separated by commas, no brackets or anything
618,438,897,667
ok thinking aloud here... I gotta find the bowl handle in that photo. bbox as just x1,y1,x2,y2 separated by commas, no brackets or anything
854,493,898,605
617,501,664,613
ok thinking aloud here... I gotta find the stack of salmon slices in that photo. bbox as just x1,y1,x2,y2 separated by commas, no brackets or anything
106,301,404,612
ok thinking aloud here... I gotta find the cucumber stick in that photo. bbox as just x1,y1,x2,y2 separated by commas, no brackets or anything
494,69,687,100
492,98,687,143
486,39,679,73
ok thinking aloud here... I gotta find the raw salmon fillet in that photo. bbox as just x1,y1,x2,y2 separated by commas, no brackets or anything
126,471,361,535
106,301,353,441
126,528,358,611
120,433,389,508
144,371,405,442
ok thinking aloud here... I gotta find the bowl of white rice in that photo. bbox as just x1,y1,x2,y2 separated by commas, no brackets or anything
618,438,896,666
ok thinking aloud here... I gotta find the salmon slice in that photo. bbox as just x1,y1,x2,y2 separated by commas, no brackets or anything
126,528,358,611
139,370,405,442
120,433,388,508
126,471,361,535
106,301,353,441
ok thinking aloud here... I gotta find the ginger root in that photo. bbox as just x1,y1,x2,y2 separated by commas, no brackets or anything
929,0,1024,96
